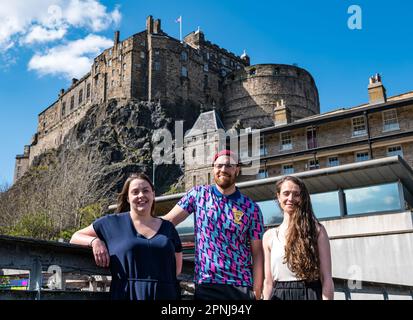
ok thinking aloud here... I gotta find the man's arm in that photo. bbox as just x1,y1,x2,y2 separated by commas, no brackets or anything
250,239,264,299
163,204,190,226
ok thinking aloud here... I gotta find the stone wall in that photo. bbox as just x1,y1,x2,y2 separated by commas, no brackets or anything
223,64,320,129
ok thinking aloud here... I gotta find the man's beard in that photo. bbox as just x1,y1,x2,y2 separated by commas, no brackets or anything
214,173,236,189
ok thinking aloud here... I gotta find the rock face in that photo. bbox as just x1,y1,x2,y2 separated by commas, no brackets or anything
0,99,199,239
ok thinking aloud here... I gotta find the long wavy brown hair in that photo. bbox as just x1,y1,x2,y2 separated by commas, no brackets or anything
275,176,320,281
116,173,156,217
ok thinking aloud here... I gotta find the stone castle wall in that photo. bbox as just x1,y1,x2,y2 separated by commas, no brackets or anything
223,64,320,129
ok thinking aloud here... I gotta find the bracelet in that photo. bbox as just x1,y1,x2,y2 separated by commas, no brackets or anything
89,237,98,247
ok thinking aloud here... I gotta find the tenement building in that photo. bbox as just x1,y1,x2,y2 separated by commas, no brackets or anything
184,73,413,189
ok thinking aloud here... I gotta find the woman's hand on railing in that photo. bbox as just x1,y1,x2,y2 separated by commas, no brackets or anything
91,238,110,268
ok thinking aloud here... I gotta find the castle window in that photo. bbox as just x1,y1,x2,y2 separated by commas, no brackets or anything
61,102,66,117
78,89,83,104
382,109,399,132
86,83,91,98
108,59,112,67
203,64,209,72
282,164,294,175
181,66,188,78
193,175,196,187
180,51,188,62
70,96,74,110
155,50,160,55
206,52,210,60
111,80,115,87
280,132,292,151
273,68,280,75
154,61,161,71
352,116,367,137
221,69,227,77
203,75,208,90
387,145,403,157
221,57,227,66
192,148,196,158
328,156,340,167
123,63,127,71
249,68,256,76
140,51,145,59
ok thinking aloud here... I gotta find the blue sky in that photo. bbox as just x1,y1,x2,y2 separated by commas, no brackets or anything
0,0,412,185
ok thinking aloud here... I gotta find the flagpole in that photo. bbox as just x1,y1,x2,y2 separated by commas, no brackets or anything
179,16,182,43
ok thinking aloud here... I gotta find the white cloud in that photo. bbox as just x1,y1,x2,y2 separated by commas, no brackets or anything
0,0,121,50
28,34,113,79
22,25,67,44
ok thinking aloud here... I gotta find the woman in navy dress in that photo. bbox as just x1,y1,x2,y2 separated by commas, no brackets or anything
70,173,183,300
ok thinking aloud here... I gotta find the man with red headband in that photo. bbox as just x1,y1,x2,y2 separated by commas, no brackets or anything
164,149,264,300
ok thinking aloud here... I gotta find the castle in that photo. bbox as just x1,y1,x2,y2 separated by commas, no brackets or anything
14,15,320,183
15,16,413,194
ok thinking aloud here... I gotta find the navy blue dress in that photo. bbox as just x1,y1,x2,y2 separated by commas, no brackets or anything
93,212,182,300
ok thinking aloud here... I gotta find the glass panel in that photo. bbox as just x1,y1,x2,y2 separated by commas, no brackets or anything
345,183,401,215
311,191,340,219
257,199,283,225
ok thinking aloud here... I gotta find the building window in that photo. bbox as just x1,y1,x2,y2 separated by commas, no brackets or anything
192,148,196,158
221,69,227,77
123,63,127,71
61,102,66,117
352,116,367,137
86,83,91,98
355,151,370,162
155,50,160,55
140,51,145,59
257,169,268,179
193,175,196,187
249,68,256,76
382,109,400,131
280,132,292,150
282,164,294,175
260,137,267,156
308,159,320,170
180,51,188,62
78,89,83,104
70,96,74,110
387,146,403,157
203,64,209,72
328,156,340,167
154,61,161,71
307,127,317,149
181,66,188,78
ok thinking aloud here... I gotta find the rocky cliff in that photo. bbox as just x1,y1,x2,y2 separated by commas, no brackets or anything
0,98,200,239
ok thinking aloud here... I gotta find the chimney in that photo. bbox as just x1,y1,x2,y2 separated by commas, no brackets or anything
154,19,161,34
72,78,78,86
114,31,120,45
273,99,291,125
58,88,65,97
368,73,387,105
146,15,154,34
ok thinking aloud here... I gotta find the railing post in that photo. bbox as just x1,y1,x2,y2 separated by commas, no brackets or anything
29,257,42,300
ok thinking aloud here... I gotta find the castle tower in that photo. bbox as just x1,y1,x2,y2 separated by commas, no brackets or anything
223,64,320,129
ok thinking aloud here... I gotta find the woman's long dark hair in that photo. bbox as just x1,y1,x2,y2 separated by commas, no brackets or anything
116,173,156,217
275,175,320,281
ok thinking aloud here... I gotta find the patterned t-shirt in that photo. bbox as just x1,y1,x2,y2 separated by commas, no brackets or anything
177,185,264,287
